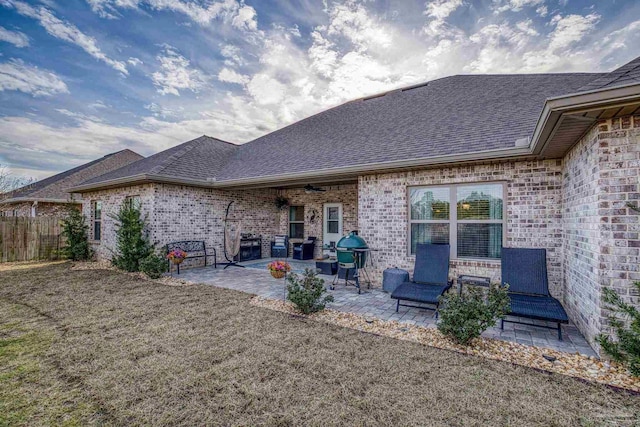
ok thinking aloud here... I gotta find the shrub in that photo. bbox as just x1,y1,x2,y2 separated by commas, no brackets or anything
140,253,167,279
286,268,334,314
597,282,640,376
437,284,510,345
60,205,91,261
110,199,152,272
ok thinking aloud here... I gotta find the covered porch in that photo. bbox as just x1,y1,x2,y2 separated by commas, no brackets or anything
176,259,597,357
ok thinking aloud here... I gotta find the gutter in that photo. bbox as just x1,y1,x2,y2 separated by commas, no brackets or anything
0,197,81,205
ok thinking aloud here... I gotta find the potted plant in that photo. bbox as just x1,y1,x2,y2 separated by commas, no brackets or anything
167,248,187,265
267,260,291,279
275,195,289,210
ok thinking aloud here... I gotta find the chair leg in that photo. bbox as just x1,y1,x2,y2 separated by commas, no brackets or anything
396,299,400,313
557,323,563,341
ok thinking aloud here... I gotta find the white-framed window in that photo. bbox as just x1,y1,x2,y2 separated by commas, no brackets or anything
92,201,102,241
289,206,304,239
408,182,505,260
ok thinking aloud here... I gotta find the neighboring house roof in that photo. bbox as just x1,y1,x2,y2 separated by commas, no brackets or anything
1,149,143,203
576,56,640,92
70,55,640,192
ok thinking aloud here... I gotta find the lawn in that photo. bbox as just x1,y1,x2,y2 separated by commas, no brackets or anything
0,263,638,426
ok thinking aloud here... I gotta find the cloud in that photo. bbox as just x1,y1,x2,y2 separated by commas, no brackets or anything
127,57,142,66
218,67,249,85
423,0,464,37
0,25,29,47
151,46,209,95
2,0,128,74
87,0,257,30
0,59,68,96
493,0,545,14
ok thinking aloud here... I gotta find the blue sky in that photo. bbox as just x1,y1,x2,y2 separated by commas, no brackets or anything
0,0,639,180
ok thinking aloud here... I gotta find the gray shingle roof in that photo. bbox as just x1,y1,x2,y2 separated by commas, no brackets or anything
3,149,143,201
215,73,602,182
81,136,238,185
577,56,640,92
77,72,606,190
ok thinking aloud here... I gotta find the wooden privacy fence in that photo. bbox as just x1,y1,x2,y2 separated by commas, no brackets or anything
0,216,65,263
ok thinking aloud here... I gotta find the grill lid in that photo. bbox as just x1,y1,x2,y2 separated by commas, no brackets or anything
336,231,367,249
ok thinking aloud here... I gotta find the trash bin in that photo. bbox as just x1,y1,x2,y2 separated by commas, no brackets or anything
382,267,409,293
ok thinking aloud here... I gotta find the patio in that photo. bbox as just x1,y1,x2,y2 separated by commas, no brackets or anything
176,259,597,357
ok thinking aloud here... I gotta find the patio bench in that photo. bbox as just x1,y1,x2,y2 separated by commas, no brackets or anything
500,247,569,340
166,240,216,273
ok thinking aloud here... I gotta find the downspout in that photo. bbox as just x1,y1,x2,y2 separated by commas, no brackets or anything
31,201,38,217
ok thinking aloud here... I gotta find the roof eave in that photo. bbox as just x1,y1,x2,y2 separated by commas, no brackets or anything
68,173,214,193
530,83,640,156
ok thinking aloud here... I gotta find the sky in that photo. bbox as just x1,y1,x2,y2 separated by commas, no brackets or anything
0,0,639,181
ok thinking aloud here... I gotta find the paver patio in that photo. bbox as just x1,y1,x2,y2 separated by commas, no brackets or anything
177,259,597,357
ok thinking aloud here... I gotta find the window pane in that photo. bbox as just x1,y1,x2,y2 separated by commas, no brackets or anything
328,220,339,234
410,187,450,220
327,207,339,220
289,206,304,221
289,223,304,239
457,224,502,259
94,201,102,219
410,223,449,254
457,184,503,220
94,222,101,241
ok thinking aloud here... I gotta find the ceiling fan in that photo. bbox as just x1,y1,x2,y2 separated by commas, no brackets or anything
304,184,326,193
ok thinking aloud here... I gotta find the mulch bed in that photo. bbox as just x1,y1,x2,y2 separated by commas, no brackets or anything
251,296,640,393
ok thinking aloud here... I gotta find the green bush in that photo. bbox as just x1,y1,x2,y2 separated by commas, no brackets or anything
597,282,640,376
437,284,510,345
286,268,334,314
60,205,91,261
140,254,167,279
110,199,153,272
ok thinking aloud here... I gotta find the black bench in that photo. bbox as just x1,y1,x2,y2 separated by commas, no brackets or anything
166,241,216,274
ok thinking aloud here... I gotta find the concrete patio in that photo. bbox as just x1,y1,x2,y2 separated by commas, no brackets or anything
176,259,598,358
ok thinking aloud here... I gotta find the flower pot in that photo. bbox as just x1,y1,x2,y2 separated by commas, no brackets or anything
271,270,286,279
172,258,185,265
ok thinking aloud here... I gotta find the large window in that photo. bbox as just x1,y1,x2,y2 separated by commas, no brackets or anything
289,206,304,239
409,183,504,259
92,201,102,241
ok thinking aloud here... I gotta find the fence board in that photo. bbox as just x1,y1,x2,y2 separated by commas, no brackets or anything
0,217,65,263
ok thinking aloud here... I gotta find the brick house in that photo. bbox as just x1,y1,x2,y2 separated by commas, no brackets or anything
69,57,640,348
0,149,143,217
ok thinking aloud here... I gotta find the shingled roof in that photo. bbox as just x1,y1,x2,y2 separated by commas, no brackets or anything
74,72,605,191
2,149,143,203
79,136,238,186
577,56,640,92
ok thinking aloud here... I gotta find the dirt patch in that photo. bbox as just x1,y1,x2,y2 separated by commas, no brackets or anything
0,263,638,426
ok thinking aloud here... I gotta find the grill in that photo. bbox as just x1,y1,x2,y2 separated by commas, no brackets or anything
336,231,368,268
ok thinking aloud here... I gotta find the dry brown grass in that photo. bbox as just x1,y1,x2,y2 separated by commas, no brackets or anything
0,262,638,426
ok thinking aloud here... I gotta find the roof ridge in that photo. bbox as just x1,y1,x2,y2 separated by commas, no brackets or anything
148,136,208,175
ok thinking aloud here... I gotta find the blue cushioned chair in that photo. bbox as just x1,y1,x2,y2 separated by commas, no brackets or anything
271,235,288,258
390,243,453,317
500,247,569,340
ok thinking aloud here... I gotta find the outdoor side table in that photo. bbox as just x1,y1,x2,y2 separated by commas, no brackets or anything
457,274,491,295
315,259,338,275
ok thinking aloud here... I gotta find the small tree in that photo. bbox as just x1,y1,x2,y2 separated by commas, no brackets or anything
287,268,334,314
437,284,510,345
597,202,640,376
110,199,152,272
60,205,91,261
